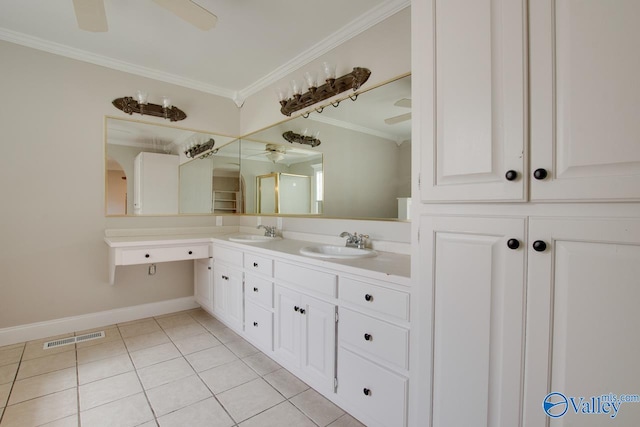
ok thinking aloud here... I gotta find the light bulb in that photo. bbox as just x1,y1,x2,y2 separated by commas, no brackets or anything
322,62,336,80
290,79,302,96
304,72,317,88
135,90,148,105
161,96,172,109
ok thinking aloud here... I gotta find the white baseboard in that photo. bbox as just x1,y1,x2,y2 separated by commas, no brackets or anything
0,297,199,347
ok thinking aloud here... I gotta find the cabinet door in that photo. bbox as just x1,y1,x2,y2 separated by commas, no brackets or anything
224,265,244,331
194,258,213,313
420,215,526,427
420,0,527,202
525,218,640,426
274,286,301,367
301,295,336,392
530,1,640,201
213,263,227,317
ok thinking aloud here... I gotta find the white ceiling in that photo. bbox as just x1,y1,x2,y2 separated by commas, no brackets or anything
0,0,409,103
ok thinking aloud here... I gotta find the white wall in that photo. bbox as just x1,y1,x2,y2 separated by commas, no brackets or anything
0,40,239,329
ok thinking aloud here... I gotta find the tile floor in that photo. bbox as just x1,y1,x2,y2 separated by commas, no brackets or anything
0,309,365,427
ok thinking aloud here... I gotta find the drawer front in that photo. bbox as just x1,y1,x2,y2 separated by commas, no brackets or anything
275,262,337,297
339,308,408,370
213,245,243,266
120,244,209,265
244,253,274,277
340,277,409,321
245,274,274,308
245,302,273,351
338,348,407,427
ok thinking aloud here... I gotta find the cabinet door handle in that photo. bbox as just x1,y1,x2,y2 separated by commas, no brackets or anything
365,294,373,302
253,262,258,267
188,250,193,255
363,388,371,396
300,308,306,314
533,168,548,180
145,254,150,258
364,333,372,341
533,240,547,252
253,321,258,327
222,275,229,280
505,170,518,181
507,238,520,250
253,287,258,292
294,306,300,312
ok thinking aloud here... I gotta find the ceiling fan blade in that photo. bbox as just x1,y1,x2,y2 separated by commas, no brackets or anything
394,98,412,108
384,112,412,125
152,0,218,31
72,0,108,32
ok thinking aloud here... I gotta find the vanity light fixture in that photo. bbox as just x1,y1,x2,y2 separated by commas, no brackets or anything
277,64,371,117
112,91,187,122
282,130,321,148
184,138,215,159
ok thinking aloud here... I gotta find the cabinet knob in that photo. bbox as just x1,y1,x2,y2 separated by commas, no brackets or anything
145,254,150,258
364,294,373,302
533,240,547,252
188,250,193,255
253,321,258,327
364,333,372,341
533,168,548,180
294,306,300,312
253,262,258,267
300,308,306,315
363,388,371,396
253,287,258,292
505,170,518,181
507,238,520,250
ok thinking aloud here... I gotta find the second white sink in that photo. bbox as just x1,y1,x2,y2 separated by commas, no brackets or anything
299,245,377,259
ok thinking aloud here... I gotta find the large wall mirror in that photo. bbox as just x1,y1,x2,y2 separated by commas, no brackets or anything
104,73,411,220
105,117,240,216
242,73,411,220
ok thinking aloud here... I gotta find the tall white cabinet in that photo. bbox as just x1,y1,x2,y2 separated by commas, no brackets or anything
412,0,640,426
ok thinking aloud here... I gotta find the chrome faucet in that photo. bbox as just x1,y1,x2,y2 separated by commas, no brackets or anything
257,225,277,237
340,231,369,249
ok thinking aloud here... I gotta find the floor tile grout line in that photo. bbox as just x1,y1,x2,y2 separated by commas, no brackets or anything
75,342,82,427
0,343,25,425
118,322,161,427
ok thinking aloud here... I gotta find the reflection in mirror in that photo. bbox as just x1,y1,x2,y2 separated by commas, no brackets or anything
105,117,241,216
241,74,411,220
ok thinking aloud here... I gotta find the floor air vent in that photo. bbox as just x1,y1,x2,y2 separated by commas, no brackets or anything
43,331,105,349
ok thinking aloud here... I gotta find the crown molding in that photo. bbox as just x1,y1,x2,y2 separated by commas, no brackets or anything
0,27,236,100
236,0,410,102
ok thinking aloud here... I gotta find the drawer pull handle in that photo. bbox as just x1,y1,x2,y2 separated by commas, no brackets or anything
364,333,372,341
253,287,258,292
533,168,548,180
363,388,371,396
222,275,229,280
294,306,300,312
145,254,150,258
364,294,372,302
505,170,518,181
253,262,258,267
253,321,258,327
507,239,520,250
300,308,306,314
188,250,193,255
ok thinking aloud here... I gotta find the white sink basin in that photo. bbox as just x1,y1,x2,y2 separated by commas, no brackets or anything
299,245,378,259
228,234,282,243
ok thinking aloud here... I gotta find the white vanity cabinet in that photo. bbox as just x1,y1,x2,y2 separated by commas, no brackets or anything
337,276,411,427
211,246,244,332
274,261,337,394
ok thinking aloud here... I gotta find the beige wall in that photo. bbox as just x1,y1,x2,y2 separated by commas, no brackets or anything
0,40,239,328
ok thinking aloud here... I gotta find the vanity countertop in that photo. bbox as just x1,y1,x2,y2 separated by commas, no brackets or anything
213,235,411,286
104,232,410,286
